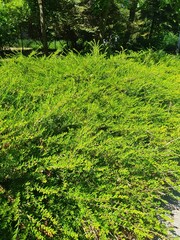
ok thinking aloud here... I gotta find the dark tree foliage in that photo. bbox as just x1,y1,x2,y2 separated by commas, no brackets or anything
0,0,180,53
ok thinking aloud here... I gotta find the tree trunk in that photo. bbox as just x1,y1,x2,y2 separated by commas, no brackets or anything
148,12,156,43
176,33,180,54
99,0,111,41
19,25,24,51
124,0,138,48
148,0,160,46
38,0,48,55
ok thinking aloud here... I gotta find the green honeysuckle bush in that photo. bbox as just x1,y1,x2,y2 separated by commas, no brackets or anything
0,49,180,239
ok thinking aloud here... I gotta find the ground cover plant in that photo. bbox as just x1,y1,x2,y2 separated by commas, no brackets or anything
0,48,180,239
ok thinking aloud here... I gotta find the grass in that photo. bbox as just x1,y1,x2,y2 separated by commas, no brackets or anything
0,48,180,239
9,39,66,50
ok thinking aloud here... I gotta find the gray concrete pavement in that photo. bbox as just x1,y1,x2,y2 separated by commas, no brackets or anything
172,206,180,237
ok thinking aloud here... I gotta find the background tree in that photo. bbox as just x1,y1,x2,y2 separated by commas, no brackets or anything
0,0,179,53
0,0,29,49
134,0,180,50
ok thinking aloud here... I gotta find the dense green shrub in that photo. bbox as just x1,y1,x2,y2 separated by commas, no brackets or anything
0,50,180,239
